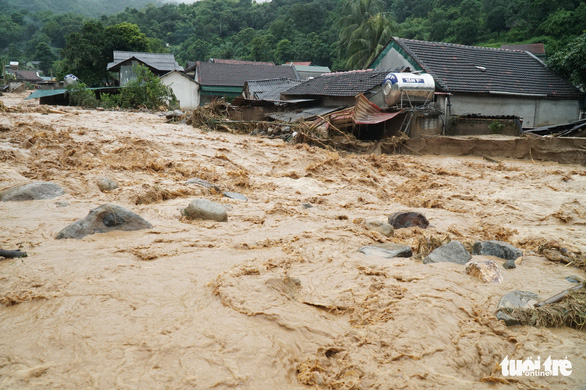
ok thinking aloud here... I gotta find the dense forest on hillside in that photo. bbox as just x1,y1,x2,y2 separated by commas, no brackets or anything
3,0,165,18
1,0,584,87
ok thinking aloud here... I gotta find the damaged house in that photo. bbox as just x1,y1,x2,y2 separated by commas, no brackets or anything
278,70,416,139
369,37,584,133
190,60,299,106
107,51,184,86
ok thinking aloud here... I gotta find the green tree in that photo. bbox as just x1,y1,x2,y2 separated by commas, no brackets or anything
275,39,293,64
61,21,153,86
345,13,396,69
114,64,176,109
547,33,586,89
34,42,57,74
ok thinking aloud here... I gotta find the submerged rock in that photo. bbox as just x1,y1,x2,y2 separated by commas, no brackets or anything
503,259,517,269
423,241,471,264
185,178,221,192
365,219,394,237
473,240,522,261
183,199,228,222
388,211,429,229
223,191,248,201
96,176,119,192
466,259,504,283
496,290,539,326
56,204,152,239
0,182,64,201
359,243,412,258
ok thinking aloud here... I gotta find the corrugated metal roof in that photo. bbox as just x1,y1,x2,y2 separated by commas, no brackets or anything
197,62,299,87
107,51,184,72
282,70,387,97
352,94,404,124
25,87,119,100
293,65,331,73
267,106,341,122
244,78,301,100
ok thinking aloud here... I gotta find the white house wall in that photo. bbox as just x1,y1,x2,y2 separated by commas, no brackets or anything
447,94,580,128
161,72,199,110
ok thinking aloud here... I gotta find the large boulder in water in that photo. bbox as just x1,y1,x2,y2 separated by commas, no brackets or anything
388,211,429,229
56,204,152,239
183,199,228,222
473,240,522,261
0,182,64,201
423,241,471,264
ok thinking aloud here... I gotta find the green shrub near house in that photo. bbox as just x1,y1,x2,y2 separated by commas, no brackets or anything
67,65,176,109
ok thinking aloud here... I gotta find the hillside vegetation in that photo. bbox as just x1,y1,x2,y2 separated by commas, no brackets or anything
1,0,584,87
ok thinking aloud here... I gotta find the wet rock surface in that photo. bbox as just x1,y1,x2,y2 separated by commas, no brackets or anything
223,191,248,201
96,176,119,192
466,259,504,283
503,259,517,269
473,240,522,261
365,219,394,237
185,178,221,192
423,241,471,264
496,290,540,326
0,182,64,201
56,204,153,239
388,211,429,229
183,199,228,222
358,243,412,258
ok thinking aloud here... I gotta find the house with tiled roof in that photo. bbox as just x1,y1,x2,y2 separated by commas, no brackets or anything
369,37,583,128
281,70,388,107
194,61,299,105
107,51,184,86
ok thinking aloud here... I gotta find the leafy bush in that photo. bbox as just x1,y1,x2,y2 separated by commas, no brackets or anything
66,82,98,107
489,120,505,134
115,64,176,109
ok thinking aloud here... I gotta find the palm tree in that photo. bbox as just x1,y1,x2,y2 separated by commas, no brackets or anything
338,0,398,69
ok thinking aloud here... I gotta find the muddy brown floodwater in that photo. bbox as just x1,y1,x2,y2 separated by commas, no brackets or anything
1,92,585,389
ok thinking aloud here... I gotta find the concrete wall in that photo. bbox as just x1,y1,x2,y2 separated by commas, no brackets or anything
447,117,521,136
372,46,420,72
448,94,581,128
161,72,199,110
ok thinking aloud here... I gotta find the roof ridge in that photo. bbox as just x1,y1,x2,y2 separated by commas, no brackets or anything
395,37,524,53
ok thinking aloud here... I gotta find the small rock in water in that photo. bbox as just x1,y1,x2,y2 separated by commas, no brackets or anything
495,290,539,326
466,259,504,283
56,204,152,239
55,201,70,208
183,199,228,222
223,191,248,201
365,219,394,237
301,203,313,209
473,240,522,261
0,182,64,201
185,178,221,192
96,176,119,192
502,259,517,269
423,241,471,264
566,276,582,284
388,211,429,229
359,243,412,258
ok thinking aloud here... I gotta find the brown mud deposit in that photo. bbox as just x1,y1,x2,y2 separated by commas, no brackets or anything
1,92,585,389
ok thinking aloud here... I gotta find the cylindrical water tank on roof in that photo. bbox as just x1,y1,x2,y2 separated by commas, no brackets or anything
383,72,435,107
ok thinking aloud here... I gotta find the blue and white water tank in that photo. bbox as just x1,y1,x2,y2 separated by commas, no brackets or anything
383,72,435,106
